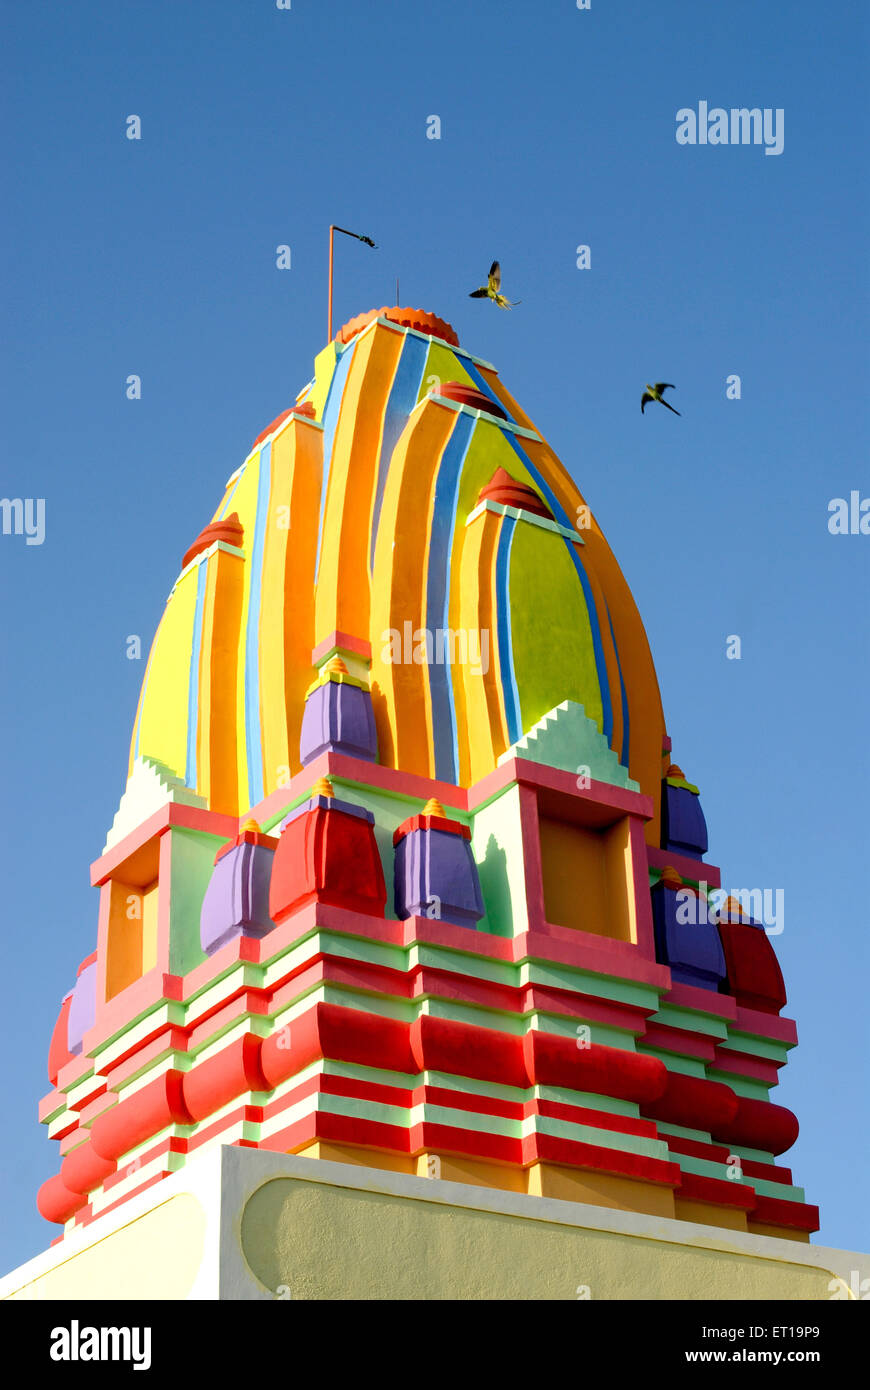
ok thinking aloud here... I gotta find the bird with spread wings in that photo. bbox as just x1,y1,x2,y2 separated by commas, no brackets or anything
641,383,681,416
469,261,521,310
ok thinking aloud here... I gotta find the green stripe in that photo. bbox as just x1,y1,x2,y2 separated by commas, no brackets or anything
720,1032,792,1065
526,962,661,1011
648,1004,730,1040
707,1070,772,1101
531,1010,636,1050
531,1113,669,1162
635,1044,707,1078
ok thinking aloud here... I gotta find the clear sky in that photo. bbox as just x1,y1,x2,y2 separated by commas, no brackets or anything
1,0,867,1272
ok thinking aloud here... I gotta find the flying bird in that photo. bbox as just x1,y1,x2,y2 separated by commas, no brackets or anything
469,261,521,310
641,383,680,416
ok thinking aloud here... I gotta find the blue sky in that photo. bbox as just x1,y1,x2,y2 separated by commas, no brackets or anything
1,0,867,1271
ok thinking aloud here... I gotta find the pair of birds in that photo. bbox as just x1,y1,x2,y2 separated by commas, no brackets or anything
469,260,681,417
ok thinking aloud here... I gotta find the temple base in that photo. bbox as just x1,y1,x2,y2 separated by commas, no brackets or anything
2,1147,866,1301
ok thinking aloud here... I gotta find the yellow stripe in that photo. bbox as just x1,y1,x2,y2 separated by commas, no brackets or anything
229,457,262,807
314,323,404,646
197,545,244,813
370,399,456,778
136,567,198,779
458,507,506,783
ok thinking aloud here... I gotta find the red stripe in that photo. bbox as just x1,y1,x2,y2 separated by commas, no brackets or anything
751,1194,820,1232
90,1070,191,1162
677,1171,756,1209
524,1131,680,1186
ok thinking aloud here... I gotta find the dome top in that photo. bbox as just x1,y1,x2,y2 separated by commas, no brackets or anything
337,306,459,346
128,308,665,838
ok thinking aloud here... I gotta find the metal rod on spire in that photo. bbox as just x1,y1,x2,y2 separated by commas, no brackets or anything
328,225,377,343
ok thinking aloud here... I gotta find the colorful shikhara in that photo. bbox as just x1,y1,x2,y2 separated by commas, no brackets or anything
38,307,817,1242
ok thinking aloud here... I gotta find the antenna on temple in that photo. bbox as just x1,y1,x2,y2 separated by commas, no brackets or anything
327,225,377,342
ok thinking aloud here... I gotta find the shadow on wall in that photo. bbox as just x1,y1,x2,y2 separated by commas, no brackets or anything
477,834,513,938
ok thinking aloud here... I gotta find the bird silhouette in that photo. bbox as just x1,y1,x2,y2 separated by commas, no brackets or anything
641,383,680,416
469,261,521,310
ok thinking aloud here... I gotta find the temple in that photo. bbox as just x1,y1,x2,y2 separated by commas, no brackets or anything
9,304,860,1301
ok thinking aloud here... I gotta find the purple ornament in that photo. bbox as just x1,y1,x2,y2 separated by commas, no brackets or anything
394,817,484,930
200,838,277,955
651,880,726,992
67,960,97,1056
662,784,708,859
300,679,377,765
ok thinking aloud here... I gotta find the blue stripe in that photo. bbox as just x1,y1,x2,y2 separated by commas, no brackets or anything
369,335,429,570
425,412,476,782
495,516,523,745
314,343,357,582
244,442,272,808
185,562,208,787
605,604,631,769
460,359,517,424
218,471,243,520
499,431,614,742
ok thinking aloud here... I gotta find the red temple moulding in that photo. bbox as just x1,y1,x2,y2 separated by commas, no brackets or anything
663,1133,795,1187
40,1023,800,1217
249,403,318,453
243,747,652,853
54,997,802,1168
752,1194,819,1233
677,1171,756,1212
181,512,244,570
435,383,509,422
647,845,721,887
43,948,796,1160
478,464,549,511
46,1098,818,1234
101,1136,188,1196
311,630,373,666
336,307,459,348
184,1105,263,1158
76,1171,173,1230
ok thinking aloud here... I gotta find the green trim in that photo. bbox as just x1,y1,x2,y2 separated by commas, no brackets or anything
319,930,407,975
707,1070,772,1102
318,1091,409,1130
535,1085,641,1118
655,1120,713,1143
413,943,516,988
721,1031,792,1065
423,995,526,1035
665,776,699,794
320,985,415,1023
498,700,639,791
635,1044,707,1078
526,961,661,1012
168,827,220,977
422,1103,520,1139
648,1003,730,1041
531,1113,670,1162
529,1010,636,1051
673,1152,751,1186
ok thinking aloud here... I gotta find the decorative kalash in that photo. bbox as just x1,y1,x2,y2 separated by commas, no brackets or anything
38,305,816,1244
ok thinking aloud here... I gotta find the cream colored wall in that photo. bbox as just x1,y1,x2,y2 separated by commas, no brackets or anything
2,1148,866,1302
238,1176,844,1301
5,1194,206,1301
